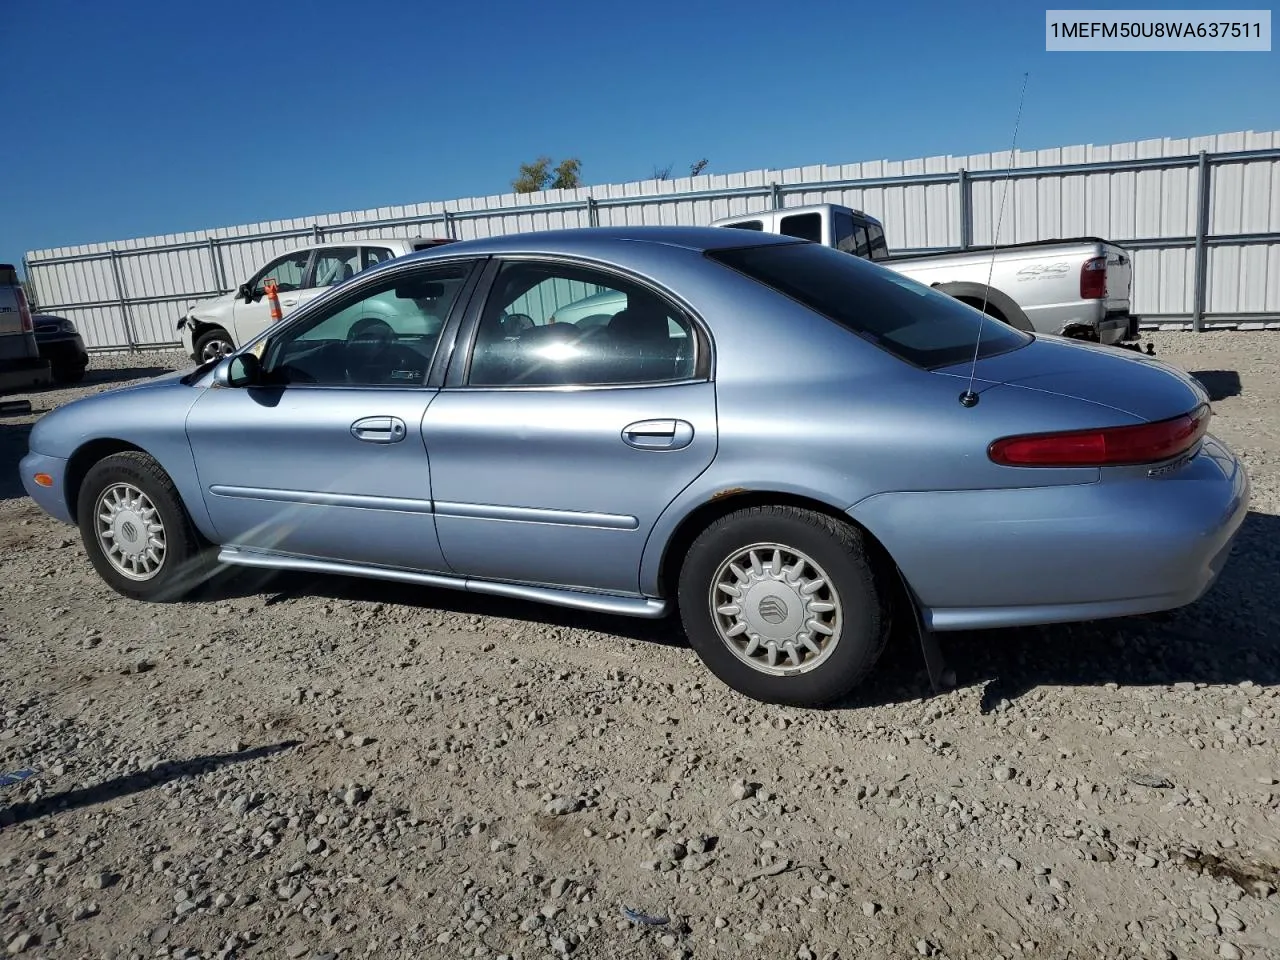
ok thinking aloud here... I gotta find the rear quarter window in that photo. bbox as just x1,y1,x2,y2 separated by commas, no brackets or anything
706,242,1031,369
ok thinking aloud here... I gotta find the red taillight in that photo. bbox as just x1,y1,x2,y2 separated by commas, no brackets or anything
14,286,33,333
989,404,1210,467
1080,255,1107,300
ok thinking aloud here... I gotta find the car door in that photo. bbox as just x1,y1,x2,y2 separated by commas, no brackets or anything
230,248,315,345
186,257,483,571
422,258,718,596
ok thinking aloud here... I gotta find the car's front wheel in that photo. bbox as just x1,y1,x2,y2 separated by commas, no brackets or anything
193,327,235,363
76,451,215,602
677,505,890,706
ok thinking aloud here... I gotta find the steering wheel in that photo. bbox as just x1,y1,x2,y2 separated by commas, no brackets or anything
501,312,535,336
344,317,396,383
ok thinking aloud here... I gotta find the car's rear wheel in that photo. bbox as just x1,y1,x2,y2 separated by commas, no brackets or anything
194,327,235,363
77,451,214,602
677,505,890,706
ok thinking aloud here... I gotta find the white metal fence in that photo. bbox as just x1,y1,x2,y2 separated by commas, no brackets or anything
24,128,1280,352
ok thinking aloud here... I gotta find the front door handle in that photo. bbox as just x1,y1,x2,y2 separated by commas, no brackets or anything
351,416,407,443
282,298,298,306
622,419,695,451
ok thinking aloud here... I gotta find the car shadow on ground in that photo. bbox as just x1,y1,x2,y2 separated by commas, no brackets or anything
202,565,689,648
195,511,1280,710
1190,369,1243,401
0,741,300,829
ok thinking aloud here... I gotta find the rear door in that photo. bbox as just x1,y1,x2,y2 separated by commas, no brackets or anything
421,257,718,595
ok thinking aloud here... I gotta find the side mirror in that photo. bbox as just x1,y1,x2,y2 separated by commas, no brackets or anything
212,352,261,388
237,282,254,303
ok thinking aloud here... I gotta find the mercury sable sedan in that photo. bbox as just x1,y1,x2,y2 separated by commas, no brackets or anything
19,226,1248,706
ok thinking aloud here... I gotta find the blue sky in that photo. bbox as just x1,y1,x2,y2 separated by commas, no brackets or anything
1,0,1276,273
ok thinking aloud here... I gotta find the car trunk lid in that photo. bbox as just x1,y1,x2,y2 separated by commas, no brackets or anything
934,334,1207,422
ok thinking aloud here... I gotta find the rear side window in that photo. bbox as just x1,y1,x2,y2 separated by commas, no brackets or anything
362,247,396,270
706,242,1031,369
779,212,822,243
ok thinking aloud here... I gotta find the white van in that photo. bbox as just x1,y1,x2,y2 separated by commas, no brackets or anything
177,236,453,362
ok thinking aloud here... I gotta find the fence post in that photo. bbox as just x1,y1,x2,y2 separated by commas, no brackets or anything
313,223,324,243
587,196,599,227
20,255,35,309
1191,150,1211,333
442,209,456,240
770,181,782,210
957,168,971,250
206,238,227,292
108,250,139,352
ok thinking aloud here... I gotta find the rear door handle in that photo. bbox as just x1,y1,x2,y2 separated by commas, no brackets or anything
622,419,694,450
282,298,298,306
351,416,407,443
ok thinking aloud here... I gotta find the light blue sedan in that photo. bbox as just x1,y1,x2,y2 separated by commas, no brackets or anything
19,226,1249,705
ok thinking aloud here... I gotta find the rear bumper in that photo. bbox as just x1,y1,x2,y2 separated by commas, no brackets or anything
1096,311,1131,345
0,357,52,392
849,434,1250,632
37,335,88,368
18,451,73,524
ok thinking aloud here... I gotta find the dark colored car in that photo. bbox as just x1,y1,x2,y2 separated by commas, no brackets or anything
0,264,52,392
33,314,89,384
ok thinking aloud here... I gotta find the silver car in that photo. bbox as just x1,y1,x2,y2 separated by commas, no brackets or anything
19,226,1248,706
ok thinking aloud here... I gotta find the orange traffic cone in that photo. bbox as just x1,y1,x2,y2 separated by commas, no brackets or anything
264,278,284,322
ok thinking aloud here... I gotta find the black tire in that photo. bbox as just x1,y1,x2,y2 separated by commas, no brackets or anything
76,451,215,602
193,327,235,364
52,364,87,384
677,505,890,707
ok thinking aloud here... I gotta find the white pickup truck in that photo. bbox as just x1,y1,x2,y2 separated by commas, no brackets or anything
711,203,1136,345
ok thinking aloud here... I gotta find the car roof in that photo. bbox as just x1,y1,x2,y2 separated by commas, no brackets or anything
401,224,802,263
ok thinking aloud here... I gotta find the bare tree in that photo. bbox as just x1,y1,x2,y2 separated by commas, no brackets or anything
652,163,674,181
690,158,709,177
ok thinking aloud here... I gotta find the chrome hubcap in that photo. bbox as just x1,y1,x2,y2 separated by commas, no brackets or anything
710,542,842,675
200,337,234,362
95,483,166,581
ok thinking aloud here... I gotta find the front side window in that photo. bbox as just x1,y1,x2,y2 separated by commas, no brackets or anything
260,264,471,386
707,241,1030,369
467,261,697,387
311,247,360,287
252,250,311,294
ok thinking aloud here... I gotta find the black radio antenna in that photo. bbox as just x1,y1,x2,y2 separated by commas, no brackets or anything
959,72,1030,408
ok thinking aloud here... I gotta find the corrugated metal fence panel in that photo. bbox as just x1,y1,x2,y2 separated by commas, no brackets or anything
25,128,1280,350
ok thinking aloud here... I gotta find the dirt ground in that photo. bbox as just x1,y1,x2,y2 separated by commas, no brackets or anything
1,332,1277,960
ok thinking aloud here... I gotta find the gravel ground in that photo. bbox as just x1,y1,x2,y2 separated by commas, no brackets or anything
1,334,1278,960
